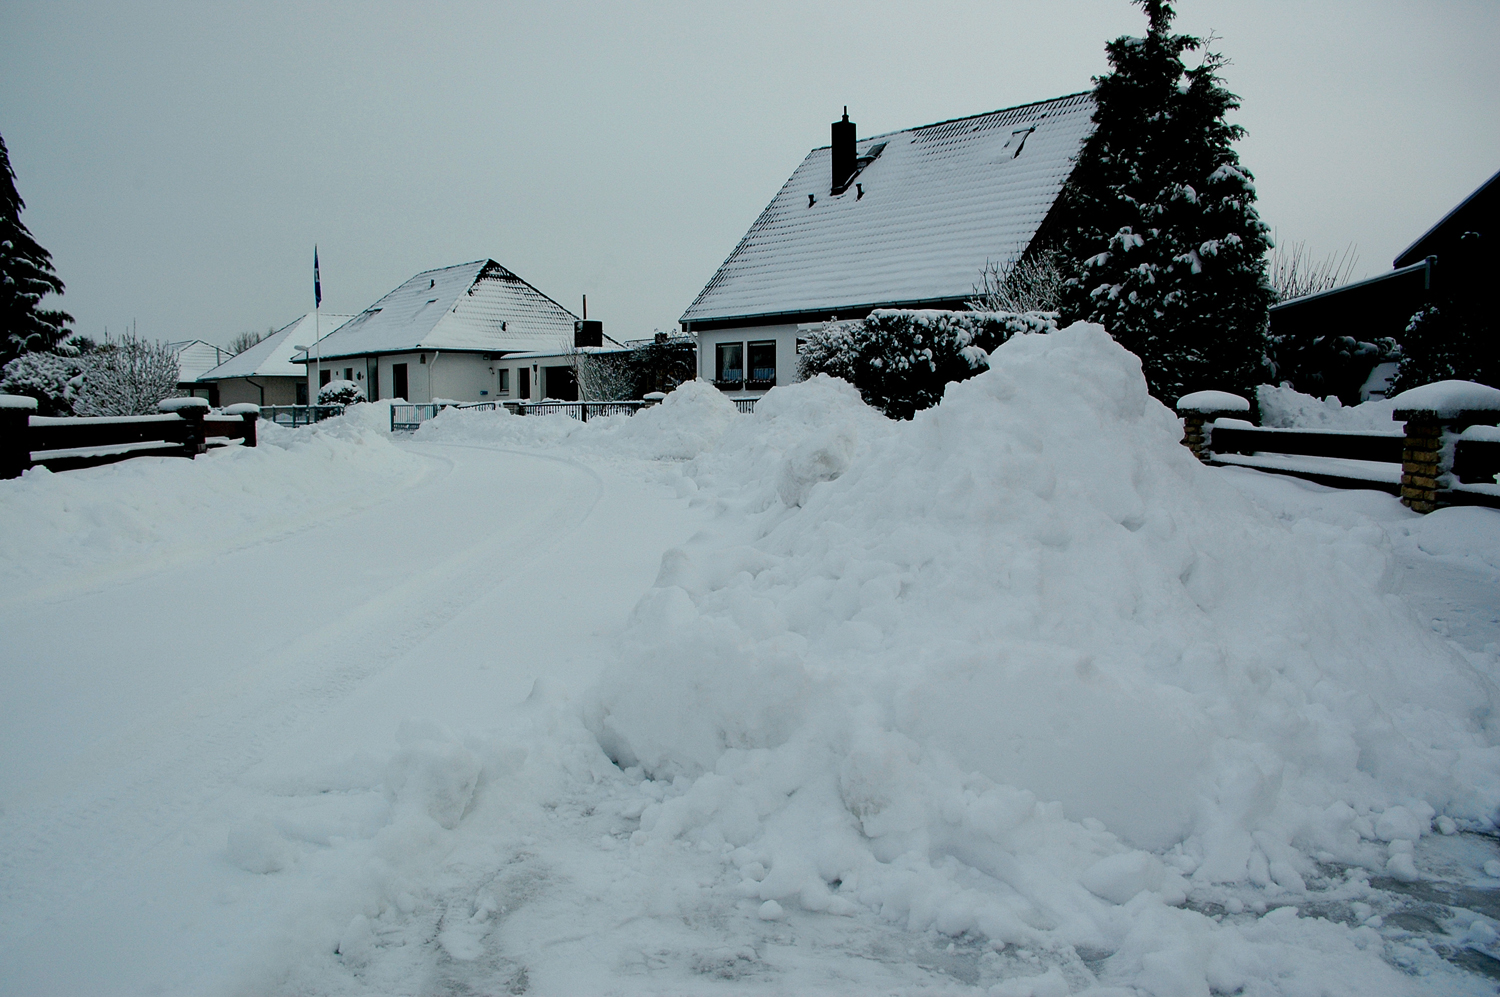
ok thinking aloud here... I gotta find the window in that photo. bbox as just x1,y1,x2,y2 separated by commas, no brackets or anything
392,363,409,400
343,367,353,381
319,369,332,387
748,341,776,385
498,369,510,394
715,342,743,384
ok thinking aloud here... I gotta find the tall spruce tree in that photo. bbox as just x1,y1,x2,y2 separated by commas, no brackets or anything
1,132,72,365
1055,1,1274,403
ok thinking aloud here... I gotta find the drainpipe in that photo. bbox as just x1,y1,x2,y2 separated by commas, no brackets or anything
245,377,266,406
427,351,440,403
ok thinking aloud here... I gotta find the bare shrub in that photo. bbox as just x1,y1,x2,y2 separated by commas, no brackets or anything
1268,238,1358,302
71,332,183,416
968,249,1065,313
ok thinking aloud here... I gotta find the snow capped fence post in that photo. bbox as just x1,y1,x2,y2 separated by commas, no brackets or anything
158,396,210,457
1175,391,1251,463
1391,380,1500,513
222,403,259,448
1,393,38,479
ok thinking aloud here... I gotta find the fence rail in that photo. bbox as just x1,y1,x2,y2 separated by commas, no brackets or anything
2,396,258,478
258,404,344,427
1178,392,1500,512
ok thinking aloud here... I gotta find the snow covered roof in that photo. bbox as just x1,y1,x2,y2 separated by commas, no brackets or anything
680,93,1095,326
197,312,354,382
165,340,232,381
294,260,579,362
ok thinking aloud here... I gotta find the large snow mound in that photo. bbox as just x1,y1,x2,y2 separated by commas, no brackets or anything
0,415,425,591
583,323,1500,980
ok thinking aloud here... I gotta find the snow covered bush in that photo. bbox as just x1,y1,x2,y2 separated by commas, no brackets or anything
318,379,364,406
0,349,88,415
797,309,1055,419
71,332,182,416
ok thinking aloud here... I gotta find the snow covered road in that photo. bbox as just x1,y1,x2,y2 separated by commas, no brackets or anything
4,351,1500,997
0,440,705,995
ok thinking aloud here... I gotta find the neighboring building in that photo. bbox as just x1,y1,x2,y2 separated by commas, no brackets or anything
293,260,582,403
679,95,1095,398
1269,168,1498,400
196,312,354,407
492,345,629,402
168,340,232,402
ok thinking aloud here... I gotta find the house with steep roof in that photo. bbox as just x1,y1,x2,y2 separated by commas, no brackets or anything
293,259,582,403
197,311,354,407
679,94,1095,398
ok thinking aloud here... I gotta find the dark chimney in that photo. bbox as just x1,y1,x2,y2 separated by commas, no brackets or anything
831,106,856,195
574,320,603,348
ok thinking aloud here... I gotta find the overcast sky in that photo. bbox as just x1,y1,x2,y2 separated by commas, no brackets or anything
2,1,1496,348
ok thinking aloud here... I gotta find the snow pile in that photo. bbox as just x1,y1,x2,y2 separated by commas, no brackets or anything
415,379,743,461
583,323,1500,990
0,414,424,590
1256,384,1398,430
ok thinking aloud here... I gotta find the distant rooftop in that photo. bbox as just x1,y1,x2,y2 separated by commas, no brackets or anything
198,312,354,382
681,93,1095,326
295,260,579,362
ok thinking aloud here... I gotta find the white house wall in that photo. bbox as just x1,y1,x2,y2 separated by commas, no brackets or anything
694,324,801,396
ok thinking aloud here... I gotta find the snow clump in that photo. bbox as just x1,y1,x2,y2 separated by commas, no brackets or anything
583,323,1500,986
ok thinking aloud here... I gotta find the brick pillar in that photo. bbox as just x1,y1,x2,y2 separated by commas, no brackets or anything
1181,412,1212,463
1178,409,1243,463
1399,413,1443,513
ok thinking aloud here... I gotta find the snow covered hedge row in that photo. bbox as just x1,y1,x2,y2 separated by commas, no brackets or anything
797,309,1057,419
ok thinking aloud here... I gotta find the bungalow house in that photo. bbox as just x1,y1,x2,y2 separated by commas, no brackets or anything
196,311,354,407
679,94,1095,399
169,340,232,403
1269,167,1498,401
293,259,583,403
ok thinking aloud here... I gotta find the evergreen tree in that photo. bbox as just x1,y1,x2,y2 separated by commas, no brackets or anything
1055,1,1274,403
1,132,72,365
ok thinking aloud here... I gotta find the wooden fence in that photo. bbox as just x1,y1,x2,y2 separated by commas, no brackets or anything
1178,391,1500,512
1,396,259,479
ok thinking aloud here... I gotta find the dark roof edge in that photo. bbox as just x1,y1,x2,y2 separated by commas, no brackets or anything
682,296,975,331
1393,168,1500,268
291,346,536,364
1268,258,1431,313
802,91,1096,152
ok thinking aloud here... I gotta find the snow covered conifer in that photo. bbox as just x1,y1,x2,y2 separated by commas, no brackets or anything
0,132,72,364
1054,1,1274,403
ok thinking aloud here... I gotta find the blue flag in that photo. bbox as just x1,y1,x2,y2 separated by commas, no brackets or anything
314,247,322,308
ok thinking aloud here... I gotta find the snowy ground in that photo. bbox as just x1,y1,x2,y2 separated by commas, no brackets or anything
3,329,1500,996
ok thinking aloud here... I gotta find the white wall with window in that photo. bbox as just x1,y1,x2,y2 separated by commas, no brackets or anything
694,324,801,396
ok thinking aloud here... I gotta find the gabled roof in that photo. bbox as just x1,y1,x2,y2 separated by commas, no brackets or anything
165,340,232,381
681,93,1095,326
1393,168,1499,268
197,312,355,382
295,260,579,362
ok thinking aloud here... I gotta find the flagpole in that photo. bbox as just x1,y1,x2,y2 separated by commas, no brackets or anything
314,246,322,407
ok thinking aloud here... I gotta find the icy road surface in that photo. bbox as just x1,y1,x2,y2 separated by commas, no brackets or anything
0,441,707,995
